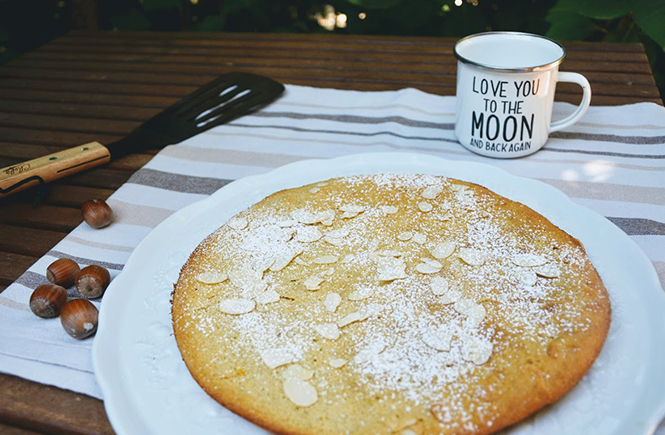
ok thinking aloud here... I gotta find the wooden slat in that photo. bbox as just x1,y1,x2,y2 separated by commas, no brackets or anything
0,422,46,435
0,374,114,435
0,88,177,109
0,126,121,147
0,252,38,286
7,56,658,88
44,184,116,207
0,99,160,122
0,203,83,233
0,225,66,258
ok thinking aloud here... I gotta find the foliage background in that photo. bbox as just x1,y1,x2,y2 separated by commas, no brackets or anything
0,0,664,102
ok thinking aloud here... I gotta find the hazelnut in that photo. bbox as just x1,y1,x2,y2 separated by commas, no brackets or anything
46,258,80,288
81,199,114,229
30,284,68,318
60,299,98,339
76,265,111,299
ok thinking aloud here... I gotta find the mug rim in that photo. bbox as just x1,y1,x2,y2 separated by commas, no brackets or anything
454,31,566,73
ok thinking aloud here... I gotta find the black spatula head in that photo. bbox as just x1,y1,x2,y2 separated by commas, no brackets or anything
108,72,285,159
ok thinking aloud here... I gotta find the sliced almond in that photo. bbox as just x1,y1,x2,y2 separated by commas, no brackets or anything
323,235,344,247
377,250,403,258
339,205,365,219
348,286,374,301
466,304,487,328
415,258,443,274
461,336,493,365
397,231,414,241
439,288,462,305
517,269,538,286
354,342,386,364
277,219,297,228
254,256,276,273
535,264,561,278
430,276,449,296
270,250,304,272
328,358,348,368
324,292,342,312
377,257,407,282
430,241,456,260
512,253,548,267
316,182,329,187
314,209,336,224
304,275,325,291
339,205,365,214
195,271,228,284
282,364,313,380
313,322,341,340
421,185,443,200
283,377,318,407
309,187,321,194
418,202,433,212
450,184,468,192
294,257,312,267
412,232,427,244
380,205,399,214
227,217,248,230
325,267,335,276
458,248,486,267
453,297,476,315
321,218,334,226
260,348,294,369
312,255,339,265
255,289,280,305
341,254,355,264
337,305,378,328
296,227,323,243
421,326,453,351
229,269,268,299
219,298,255,315
291,210,318,225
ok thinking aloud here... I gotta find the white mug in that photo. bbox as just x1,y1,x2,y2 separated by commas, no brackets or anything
454,32,591,158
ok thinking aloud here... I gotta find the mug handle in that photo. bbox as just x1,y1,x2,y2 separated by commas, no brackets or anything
550,72,592,133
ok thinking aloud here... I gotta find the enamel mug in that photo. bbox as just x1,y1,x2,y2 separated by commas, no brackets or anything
454,32,591,158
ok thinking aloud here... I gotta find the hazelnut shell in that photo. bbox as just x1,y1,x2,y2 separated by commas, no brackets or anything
60,299,98,339
30,284,68,318
46,258,80,288
81,199,114,229
76,265,111,299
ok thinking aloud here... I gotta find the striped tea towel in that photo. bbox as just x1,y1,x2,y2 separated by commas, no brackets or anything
0,85,663,430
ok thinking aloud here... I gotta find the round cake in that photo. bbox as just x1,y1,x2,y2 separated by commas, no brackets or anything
172,174,611,435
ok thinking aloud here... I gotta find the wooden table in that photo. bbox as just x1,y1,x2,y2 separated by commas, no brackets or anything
0,30,661,435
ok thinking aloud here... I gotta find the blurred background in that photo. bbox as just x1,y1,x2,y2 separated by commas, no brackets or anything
0,0,663,103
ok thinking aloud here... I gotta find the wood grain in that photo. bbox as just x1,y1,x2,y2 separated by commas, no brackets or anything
0,30,661,435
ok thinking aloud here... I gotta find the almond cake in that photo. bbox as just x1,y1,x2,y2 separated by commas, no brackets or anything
171,173,611,435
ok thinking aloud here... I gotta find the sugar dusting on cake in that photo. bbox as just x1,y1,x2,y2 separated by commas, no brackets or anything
174,173,603,434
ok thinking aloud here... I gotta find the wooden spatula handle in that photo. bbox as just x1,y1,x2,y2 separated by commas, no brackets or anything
0,142,111,199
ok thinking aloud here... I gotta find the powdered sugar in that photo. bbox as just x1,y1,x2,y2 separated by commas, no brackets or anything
175,173,598,432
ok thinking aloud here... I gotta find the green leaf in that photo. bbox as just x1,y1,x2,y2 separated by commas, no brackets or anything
345,0,403,10
141,0,182,12
546,10,597,41
108,8,152,31
576,0,632,20
188,14,226,31
633,0,665,50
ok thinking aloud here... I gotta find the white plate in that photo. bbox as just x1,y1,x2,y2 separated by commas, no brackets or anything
92,152,665,435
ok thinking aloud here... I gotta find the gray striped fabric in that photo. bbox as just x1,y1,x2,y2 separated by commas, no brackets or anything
0,85,663,425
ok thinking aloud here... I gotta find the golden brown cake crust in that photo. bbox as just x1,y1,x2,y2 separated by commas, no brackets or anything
172,174,611,435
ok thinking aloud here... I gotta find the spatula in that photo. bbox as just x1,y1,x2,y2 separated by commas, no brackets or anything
0,72,285,198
